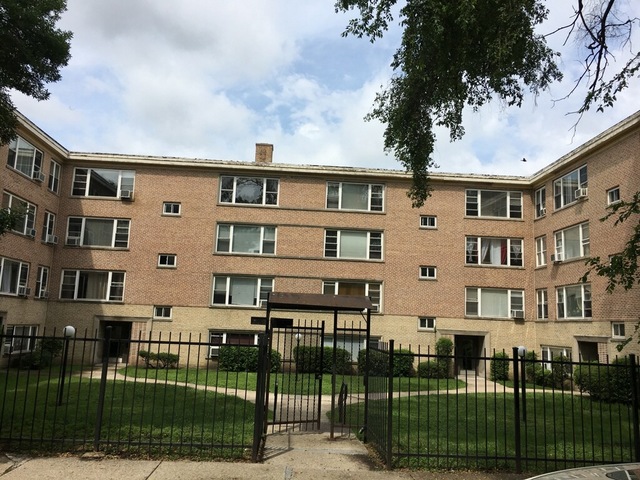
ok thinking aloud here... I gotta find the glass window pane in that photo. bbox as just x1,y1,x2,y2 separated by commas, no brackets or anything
89,169,119,197
480,191,507,217
232,226,261,253
341,184,369,210
229,277,257,305
235,178,263,204
84,219,114,246
339,231,367,258
481,289,508,317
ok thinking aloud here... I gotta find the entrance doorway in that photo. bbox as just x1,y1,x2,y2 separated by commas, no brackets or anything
101,321,132,362
454,335,485,374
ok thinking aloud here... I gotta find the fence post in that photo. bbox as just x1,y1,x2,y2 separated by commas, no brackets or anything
630,354,640,462
93,326,112,451
512,347,522,474
251,333,268,463
386,339,395,469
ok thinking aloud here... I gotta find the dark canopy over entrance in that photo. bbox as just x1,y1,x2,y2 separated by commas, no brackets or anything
265,292,373,315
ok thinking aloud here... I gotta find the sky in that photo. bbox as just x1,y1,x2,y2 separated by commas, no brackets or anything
12,0,640,177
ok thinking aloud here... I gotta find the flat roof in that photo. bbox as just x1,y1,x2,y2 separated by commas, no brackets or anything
267,292,373,312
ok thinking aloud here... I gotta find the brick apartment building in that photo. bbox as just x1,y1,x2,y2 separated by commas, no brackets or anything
1,110,639,370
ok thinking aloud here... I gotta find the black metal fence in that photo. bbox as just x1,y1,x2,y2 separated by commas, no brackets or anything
0,327,256,459
365,345,640,473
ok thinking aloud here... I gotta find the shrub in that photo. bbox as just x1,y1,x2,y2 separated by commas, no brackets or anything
435,337,453,378
217,346,281,373
417,360,447,378
137,350,179,369
358,348,415,377
10,337,65,370
490,351,510,381
574,357,633,404
294,346,352,374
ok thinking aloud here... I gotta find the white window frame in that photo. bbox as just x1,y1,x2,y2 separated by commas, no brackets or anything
2,192,36,236
35,266,49,299
322,280,382,312
66,217,130,248
535,187,546,218
3,325,38,355
158,254,177,268
71,168,135,198
465,287,524,318
216,224,276,255
326,181,384,212
42,211,56,243
465,189,522,219
324,230,383,260
612,322,626,339
153,306,173,320
211,276,273,307
541,346,572,370
535,236,547,267
465,237,523,267
60,270,125,302
554,222,589,262
556,284,592,319
7,136,43,180
219,176,279,206
418,317,436,331
48,160,61,194
419,266,437,279
0,257,30,296
420,215,437,229
162,202,181,216
208,331,260,357
536,289,548,319
607,187,621,206
553,165,588,209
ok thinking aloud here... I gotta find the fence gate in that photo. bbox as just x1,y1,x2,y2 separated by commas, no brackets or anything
251,292,373,462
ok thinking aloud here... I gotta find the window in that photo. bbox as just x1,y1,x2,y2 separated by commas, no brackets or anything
556,284,592,319
153,306,173,319
554,223,589,261
420,215,437,229
553,165,587,209
419,266,437,279
158,254,177,268
7,136,43,180
35,266,49,299
3,325,38,355
535,236,547,267
323,281,382,312
212,276,273,306
208,331,259,357
541,346,572,370
2,192,36,236
465,237,523,266
535,187,546,218
418,317,436,331
66,217,130,248
612,323,626,339
219,176,279,205
465,287,524,318
72,168,135,198
162,202,181,215
42,211,56,243
216,224,276,255
607,187,620,205
324,230,382,260
326,182,384,211
536,289,548,319
0,257,29,295
48,160,61,193
466,190,522,218
60,270,125,301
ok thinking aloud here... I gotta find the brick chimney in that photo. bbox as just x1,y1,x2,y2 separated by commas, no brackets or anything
255,143,274,163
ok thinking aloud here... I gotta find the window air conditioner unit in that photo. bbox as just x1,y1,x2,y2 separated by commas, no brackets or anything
575,188,588,199
259,300,268,308
120,190,134,201
540,207,546,216
551,253,562,263
209,345,220,358
67,236,81,246
26,228,36,237
17,286,30,297
371,304,380,313
511,310,525,320
46,235,58,245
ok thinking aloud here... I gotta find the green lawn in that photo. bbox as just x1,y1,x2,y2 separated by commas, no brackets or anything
0,369,254,459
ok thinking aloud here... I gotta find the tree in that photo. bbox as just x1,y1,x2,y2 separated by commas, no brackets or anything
335,0,639,206
0,207,24,236
0,0,72,146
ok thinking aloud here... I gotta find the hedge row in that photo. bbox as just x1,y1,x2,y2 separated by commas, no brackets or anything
294,346,352,374
217,346,282,373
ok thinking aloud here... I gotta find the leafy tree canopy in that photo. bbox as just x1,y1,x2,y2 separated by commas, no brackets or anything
335,0,639,206
0,0,72,145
